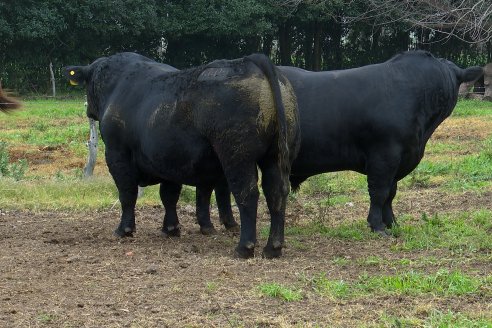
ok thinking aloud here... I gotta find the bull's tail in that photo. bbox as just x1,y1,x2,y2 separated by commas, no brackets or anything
245,54,290,183
0,83,21,113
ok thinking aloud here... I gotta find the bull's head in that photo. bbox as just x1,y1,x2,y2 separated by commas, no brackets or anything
64,65,90,86
441,59,483,86
63,58,107,121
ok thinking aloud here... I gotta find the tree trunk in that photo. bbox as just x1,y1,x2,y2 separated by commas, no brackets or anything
262,34,273,56
313,21,323,71
278,23,292,66
303,23,314,70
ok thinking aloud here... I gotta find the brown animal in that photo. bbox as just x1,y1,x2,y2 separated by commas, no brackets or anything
484,63,492,101
0,82,21,113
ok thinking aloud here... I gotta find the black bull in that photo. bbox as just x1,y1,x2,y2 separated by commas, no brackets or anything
65,52,300,259
195,50,483,235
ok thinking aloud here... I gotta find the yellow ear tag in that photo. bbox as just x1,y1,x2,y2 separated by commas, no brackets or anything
69,70,78,85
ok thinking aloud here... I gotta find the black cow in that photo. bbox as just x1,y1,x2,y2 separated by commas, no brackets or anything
65,52,300,258
197,50,483,235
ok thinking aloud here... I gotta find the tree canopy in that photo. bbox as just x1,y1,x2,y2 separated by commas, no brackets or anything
1,0,490,94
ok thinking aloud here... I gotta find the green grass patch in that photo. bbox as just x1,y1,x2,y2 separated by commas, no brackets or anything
0,177,196,210
258,283,303,302
307,270,489,299
382,310,492,328
393,211,492,252
358,270,483,296
452,99,492,117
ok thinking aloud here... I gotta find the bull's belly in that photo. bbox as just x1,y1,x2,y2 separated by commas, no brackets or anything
291,142,424,181
134,152,223,187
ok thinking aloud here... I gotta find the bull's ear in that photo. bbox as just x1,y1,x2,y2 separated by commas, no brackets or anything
63,66,89,86
460,66,483,83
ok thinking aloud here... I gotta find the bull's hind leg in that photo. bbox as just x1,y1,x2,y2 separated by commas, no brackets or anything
106,151,138,237
196,185,217,235
259,159,290,259
223,164,259,259
159,182,182,237
382,181,398,228
215,178,239,231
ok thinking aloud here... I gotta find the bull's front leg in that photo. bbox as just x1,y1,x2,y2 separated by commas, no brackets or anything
382,181,398,228
106,150,139,237
366,154,399,236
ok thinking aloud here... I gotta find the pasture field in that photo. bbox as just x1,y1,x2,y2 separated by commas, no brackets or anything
0,98,491,327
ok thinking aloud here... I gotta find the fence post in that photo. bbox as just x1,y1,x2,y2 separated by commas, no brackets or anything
82,96,144,197
83,97,98,178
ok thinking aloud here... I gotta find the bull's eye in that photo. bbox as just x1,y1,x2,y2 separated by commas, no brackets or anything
70,70,75,76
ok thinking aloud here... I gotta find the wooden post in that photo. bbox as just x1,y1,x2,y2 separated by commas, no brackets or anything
49,62,56,97
82,97,144,197
83,97,98,178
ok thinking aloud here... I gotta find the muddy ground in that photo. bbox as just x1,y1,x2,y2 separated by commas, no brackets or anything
1,117,492,327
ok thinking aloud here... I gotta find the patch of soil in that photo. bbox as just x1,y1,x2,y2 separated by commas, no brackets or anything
0,204,490,327
433,117,492,141
8,144,108,175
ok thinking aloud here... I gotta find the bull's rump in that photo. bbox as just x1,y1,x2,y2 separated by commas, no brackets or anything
101,62,291,186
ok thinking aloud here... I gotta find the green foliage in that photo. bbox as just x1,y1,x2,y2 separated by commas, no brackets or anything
1,1,489,94
0,142,28,180
258,282,303,302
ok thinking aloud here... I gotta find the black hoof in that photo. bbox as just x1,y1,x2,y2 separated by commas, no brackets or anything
223,220,239,229
234,245,255,259
373,228,392,237
225,223,240,233
161,226,181,238
262,246,282,259
200,225,217,235
114,226,135,238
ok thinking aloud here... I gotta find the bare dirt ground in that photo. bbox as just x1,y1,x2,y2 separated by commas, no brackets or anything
1,195,491,327
1,116,492,327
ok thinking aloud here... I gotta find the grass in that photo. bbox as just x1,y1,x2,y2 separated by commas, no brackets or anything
393,211,492,252
452,99,492,117
258,283,303,302
382,310,492,328
306,269,490,299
